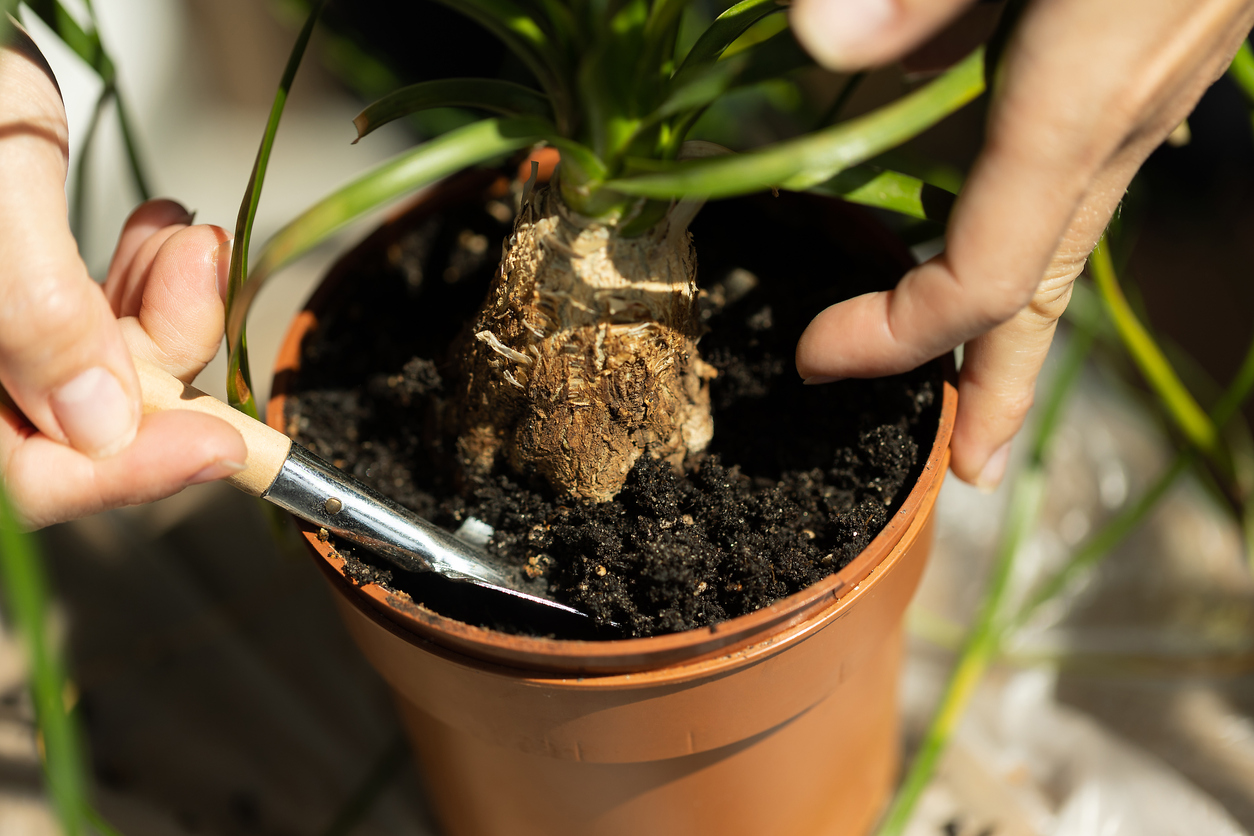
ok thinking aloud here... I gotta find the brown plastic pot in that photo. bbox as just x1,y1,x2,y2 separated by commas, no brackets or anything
268,170,957,836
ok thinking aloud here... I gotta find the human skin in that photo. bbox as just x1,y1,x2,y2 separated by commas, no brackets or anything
0,37,247,529
791,0,1254,489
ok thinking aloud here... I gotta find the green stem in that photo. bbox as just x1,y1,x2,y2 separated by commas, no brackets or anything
814,71,864,129
225,0,326,419
0,494,87,836
875,326,1093,836
319,736,409,836
111,88,150,201
1089,235,1232,480
1019,304,1254,618
71,85,114,240
1015,452,1191,630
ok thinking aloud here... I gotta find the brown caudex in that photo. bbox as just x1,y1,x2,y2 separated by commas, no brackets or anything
268,169,957,836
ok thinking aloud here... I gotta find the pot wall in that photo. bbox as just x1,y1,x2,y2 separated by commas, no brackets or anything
322,483,938,835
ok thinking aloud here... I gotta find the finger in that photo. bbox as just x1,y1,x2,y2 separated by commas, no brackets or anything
0,45,140,458
790,0,975,71
1,404,246,530
114,225,232,383
947,0,1254,487
795,0,1249,383
104,198,196,313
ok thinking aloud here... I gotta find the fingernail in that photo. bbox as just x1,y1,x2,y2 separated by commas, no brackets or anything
804,375,842,386
794,0,895,68
976,442,1012,493
50,367,137,458
215,238,234,299
164,200,195,226
187,459,247,486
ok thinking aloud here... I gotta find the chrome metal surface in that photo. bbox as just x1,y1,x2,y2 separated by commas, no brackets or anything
263,444,587,617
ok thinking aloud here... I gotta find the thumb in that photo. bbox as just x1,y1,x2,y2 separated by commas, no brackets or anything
790,0,976,70
0,41,140,458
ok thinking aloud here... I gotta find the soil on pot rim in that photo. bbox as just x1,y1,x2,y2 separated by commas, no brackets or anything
284,182,942,639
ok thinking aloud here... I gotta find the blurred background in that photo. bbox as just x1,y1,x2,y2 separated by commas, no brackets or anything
2,1,1254,834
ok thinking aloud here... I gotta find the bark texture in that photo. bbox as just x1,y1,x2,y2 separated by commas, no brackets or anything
455,185,715,502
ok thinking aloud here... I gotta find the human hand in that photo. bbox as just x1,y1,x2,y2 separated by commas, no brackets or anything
790,0,1254,488
0,37,247,528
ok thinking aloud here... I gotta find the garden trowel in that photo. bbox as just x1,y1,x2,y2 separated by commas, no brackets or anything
135,356,598,623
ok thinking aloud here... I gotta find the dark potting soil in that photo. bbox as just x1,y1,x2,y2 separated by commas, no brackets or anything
284,179,942,639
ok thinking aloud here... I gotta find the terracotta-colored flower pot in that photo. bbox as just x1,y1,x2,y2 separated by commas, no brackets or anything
268,170,957,836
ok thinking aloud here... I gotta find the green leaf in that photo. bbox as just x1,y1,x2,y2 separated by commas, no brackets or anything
225,0,325,418
23,0,112,81
0,492,87,836
1089,236,1233,479
676,0,781,72
228,116,550,354
22,0,150,199
609,48,985,199
659,28,810,120
354,79,553,141
807,165,955,223
431,0,570,124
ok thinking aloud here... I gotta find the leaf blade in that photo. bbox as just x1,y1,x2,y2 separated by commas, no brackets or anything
610,48,985,199
807,165,955,222
225,0,326,418
354,78,553,141
227,116,550,354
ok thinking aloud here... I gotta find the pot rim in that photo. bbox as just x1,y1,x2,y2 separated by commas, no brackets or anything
267,170,957,675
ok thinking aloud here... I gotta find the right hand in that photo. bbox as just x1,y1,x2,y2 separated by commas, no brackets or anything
0,34,247,529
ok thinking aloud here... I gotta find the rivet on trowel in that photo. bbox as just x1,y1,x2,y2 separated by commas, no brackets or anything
324,497,343,515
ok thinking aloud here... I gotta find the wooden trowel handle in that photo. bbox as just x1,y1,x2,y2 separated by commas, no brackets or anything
133,356,292,497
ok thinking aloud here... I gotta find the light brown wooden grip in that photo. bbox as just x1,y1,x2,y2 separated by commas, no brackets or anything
133,357,292,497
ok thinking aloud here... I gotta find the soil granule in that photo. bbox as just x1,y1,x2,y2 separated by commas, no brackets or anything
285,179,942,639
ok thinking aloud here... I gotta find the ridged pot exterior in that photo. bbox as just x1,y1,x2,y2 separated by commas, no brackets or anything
270,169,956,836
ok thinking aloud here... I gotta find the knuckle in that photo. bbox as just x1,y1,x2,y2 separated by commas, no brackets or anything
0,278,97,353
1027,275,1075,324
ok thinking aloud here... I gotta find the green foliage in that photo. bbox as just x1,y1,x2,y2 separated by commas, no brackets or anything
15,0,151,235
0,492,87,836
225,0,327,419
353,79,554,140
332,1,983,218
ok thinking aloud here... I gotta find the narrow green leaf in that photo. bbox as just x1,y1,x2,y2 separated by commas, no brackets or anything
23,0,150,199
676,0,780,72
659,29,810,120
1089,236,1231,479
225,0,325,418
23,0,112,81
875,321,1093,836
807,166,955,223
354,79,552,141
70,86,114,239
319,736,409,836
609,48,985,199
228,116,549,352
431,0,569,123
0,5,16,40
0,493,87,836
814,71,865,129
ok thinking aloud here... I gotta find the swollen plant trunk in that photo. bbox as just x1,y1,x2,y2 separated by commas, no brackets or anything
455,184,716,503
